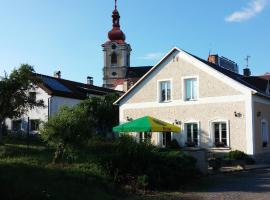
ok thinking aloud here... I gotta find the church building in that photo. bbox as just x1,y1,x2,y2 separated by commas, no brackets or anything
102,0,152,91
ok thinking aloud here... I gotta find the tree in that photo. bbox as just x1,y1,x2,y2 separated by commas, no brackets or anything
79,93,119,137
41,105,95,163
40,93,119,163
0,64,44,142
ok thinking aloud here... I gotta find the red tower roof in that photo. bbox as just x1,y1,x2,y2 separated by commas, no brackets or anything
108,0,126,44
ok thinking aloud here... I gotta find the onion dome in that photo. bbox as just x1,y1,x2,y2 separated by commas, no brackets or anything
108,0,126,43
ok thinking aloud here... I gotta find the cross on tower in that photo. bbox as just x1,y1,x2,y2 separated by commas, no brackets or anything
245,55,251,68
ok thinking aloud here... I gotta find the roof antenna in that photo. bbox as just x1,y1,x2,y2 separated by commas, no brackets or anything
245,55,251,68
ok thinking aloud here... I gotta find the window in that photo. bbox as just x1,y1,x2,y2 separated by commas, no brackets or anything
29,92,36,102
162,132,172,147
30,120,40,132
139,132,151,143
159,81,171,102
261,120,269,148
184,78,198,101
111,52,117,65
12,120,22,132
213,122,228,147
186,123,198,147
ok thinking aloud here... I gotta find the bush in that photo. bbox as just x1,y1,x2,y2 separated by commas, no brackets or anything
168,139,180,149
226,150,248,160
95,136,198,190
224,150,255,165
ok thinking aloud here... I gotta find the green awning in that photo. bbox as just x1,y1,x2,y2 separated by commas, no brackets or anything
113,116,181,133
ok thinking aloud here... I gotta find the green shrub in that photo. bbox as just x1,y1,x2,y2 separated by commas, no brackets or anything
168,139,180,149
95,136,198,190
225,150,255,165
226,150,248,160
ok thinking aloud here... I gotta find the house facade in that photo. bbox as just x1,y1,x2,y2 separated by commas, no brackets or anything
5,73,119,134
115,47,270,160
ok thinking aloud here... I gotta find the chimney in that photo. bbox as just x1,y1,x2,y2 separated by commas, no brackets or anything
87,76,93,85
243,68,251,77
54,71,61,78
208,54,219,65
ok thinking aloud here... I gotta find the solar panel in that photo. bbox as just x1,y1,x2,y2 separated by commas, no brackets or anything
41,77,72,93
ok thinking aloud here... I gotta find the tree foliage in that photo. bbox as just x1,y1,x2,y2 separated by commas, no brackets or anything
0,64,44,141
41,93,119,163
41,105,95,163
80,93,119,136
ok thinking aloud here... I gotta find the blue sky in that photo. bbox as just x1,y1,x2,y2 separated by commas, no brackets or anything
0,0,269,86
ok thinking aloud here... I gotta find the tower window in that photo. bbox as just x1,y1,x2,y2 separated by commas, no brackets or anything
111,52,117,65
111,44,116,49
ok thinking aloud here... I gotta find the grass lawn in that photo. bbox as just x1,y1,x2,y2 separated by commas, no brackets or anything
0,138,130,200
0,137,203,200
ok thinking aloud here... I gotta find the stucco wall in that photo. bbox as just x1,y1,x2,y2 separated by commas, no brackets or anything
123,52,242,104
50,96,81,116
122,101,247,152
5,87,50,131
253,100,270,154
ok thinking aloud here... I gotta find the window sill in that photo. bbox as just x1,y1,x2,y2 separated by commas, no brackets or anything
184,99,198,102
159,100,172,103
209,147,231,151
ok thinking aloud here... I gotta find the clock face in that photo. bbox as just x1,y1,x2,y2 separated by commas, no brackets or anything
112,72,117,76
114,20,118,24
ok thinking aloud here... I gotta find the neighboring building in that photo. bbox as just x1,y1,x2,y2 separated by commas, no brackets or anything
5,72,119,134
102,1,152,91
115,47,270,161
208,54,239,73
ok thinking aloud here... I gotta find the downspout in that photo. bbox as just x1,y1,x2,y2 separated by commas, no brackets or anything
48,97,51,120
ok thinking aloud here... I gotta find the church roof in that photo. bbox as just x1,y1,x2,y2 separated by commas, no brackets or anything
36,73,121,100
125,66,153,79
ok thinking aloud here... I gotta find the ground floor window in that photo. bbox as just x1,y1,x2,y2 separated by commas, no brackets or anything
139,132,152,143
261,120,269,148
213,122,228,147
161,132,172,147
12,120,22,132
30,119,40,132
185,123,198,147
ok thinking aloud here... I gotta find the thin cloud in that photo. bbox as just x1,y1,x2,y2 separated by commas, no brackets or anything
138,52,164,60
225,0,268,22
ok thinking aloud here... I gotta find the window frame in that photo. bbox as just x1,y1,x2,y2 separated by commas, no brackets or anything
157,79,172,103
209,119,230,148
30,119,40,132
12,120,22,132
111,52,118,66
261,119,269,148
182,76,199,102
184,121,200,147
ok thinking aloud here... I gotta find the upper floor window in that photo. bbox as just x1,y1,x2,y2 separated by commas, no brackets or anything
261,120,269,148
184,78,198,101
111,52,117,65
159,81,171,102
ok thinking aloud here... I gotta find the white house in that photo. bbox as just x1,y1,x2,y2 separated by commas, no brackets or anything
114,47,270,161
5,72,119,134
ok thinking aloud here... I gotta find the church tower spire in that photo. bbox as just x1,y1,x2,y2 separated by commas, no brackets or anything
102,0,132,90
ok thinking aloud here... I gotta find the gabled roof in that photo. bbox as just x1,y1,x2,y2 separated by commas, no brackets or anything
114,47,269,105
36,73,121,100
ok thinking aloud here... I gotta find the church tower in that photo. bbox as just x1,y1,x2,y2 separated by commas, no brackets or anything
102,0,132,89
